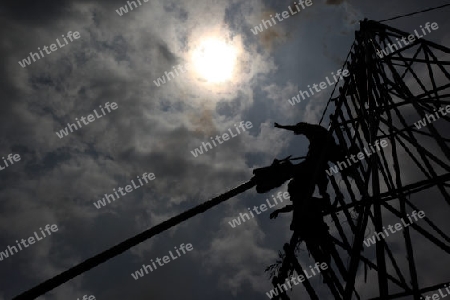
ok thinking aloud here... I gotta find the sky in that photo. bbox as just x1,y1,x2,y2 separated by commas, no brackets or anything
1,0,450,299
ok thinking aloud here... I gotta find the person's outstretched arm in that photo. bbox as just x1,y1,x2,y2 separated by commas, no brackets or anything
270,204,294,219
274,122,309,136
274,122,297,131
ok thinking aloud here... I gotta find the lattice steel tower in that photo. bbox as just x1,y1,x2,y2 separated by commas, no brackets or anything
267,19,450,300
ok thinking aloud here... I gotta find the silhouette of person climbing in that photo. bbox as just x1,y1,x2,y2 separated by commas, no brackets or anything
262,122,353,264
269,159,329,237
254,121,361,294
275,122,360,183
253,122,358,238
273,122,338,200
268,159,332,264
274,122,347,165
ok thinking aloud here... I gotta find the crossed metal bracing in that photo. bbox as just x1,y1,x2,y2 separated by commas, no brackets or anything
269,19,450,300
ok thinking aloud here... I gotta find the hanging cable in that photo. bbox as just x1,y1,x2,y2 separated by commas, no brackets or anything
378,3,450,23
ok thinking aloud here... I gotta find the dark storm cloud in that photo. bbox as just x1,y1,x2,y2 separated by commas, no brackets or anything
0,0,449,299
1,0,73,25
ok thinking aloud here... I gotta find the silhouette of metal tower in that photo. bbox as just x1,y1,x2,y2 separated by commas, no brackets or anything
267,19,450,300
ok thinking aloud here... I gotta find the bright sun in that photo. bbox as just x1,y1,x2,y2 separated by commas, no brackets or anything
192,38,237,83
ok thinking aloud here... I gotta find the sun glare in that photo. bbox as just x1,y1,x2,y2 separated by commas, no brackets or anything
192,38,237,83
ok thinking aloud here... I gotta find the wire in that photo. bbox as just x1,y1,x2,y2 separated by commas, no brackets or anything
378,3,450,23
319,42,355,126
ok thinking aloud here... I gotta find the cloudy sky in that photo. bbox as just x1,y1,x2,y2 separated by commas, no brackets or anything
1,0,450,299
